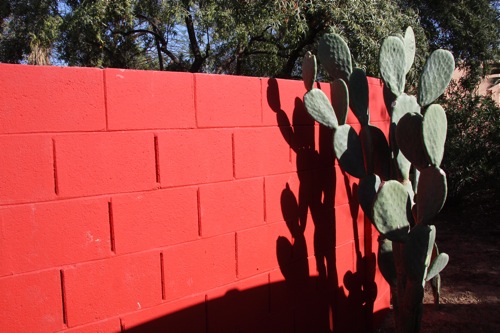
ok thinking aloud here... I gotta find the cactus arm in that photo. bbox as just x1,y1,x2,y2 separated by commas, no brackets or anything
317,33,352,82
422,104,447,167
378,236,398,287
302,51,317,92
418,49,455,107
396,111,429,171
380,36,406,97
372,180,412,242
416,166,447,224
333,124,366,178
404,26,416,75
425,252,449,282
330,79,349,125
359,174,382,220
369,125,392,180
349,68,370,126
303,88,339,129
431,273,442,306
404,224,436,285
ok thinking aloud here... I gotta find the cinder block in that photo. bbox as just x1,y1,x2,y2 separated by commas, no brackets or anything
162,234,236,301
111,187,199,254
120,294,206,333
54,132,157,197
0,64,106,134
262,78,307,126
237,222,290,279
63,252,162,327
0,198,111,276
334,165,353,207
233,127,293,178
105,69,196,130
312,124,336,167
195,74,262,127
0,135,55,204
157,129,233,187
263,172,304,224
62,318,122,333
198,178,265,237
268,266,320,317
336,241,355,289
0,270,63,333
368,77,390,123
371,120,390,139
373,285,391,313
206,274,269,332
334,203,356,247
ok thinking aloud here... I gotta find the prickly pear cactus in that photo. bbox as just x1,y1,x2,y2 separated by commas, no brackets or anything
301,26,455,333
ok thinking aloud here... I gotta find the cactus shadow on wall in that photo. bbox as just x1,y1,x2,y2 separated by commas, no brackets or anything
120,79,386,333
267,78,378,332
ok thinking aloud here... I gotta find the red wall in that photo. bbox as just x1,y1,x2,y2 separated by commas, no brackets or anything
0,64,391,333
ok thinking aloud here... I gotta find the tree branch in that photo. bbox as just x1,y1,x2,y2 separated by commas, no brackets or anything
184,11,206,72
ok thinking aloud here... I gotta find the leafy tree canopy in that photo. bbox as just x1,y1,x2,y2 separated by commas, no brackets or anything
1,0,498,86
402,0,500,87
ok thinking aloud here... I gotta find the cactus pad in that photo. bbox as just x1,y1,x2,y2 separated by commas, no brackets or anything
302,51,317,91
333,124,366,179
317,33,352,82
359,173,381,219
378,237,397,287
396,112,429,171
380,36,406,97
403,26,416,74
418,49,455,106
330,79,349,125
366,125,391,180
416,166,447,224
391,93,420,125
304,88,338,129
422,104,447,167
372,180,411,242
349,68,370,126
404,224,436,283
425,252,449,282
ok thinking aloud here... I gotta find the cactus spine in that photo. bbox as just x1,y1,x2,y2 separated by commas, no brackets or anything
301,27,455,333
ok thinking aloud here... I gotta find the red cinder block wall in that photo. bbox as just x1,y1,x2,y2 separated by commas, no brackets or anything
0,64,391,333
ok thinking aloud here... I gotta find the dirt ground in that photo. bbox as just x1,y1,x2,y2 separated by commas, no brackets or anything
380,189,500,333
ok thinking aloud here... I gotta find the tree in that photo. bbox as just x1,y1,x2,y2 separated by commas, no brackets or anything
1,0,424,79
402,0,500,88
0,0,60,65
441,80,500,202
1,1,498,85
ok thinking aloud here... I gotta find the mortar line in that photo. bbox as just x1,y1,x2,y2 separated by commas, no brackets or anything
59,270,68,326
160,252,166,300
263,177,267,222
52,138,59,195
235,232,239,278
103,70,109,130
108,200,116,253
193,74,199,128
197,188,202,237
231,133,236,179
154,134,161,185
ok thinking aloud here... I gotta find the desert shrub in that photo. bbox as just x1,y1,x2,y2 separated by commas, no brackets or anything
441,81,500,203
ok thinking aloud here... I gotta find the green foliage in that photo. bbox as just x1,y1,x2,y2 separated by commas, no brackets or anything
1,0,427,79
403,0,500,87
441,81,500,201
0,0,60,64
